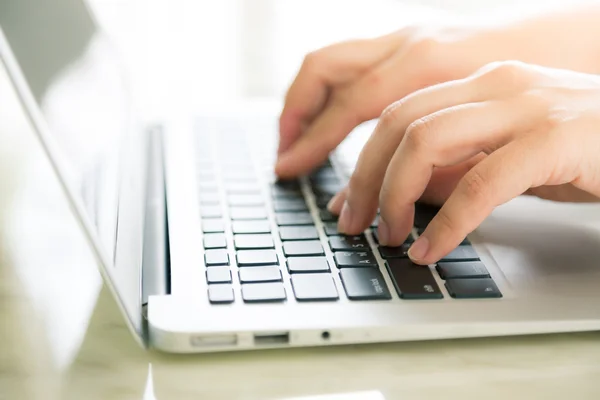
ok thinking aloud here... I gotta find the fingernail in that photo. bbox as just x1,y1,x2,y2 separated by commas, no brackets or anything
274,153,290,175
408,235,429,262
378,217,390,246
327,191,345,213
337,201,353,233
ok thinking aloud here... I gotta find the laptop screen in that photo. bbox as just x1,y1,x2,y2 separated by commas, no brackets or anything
0,0,135,260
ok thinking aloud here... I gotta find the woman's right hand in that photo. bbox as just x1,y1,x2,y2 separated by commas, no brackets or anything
275,6,600,180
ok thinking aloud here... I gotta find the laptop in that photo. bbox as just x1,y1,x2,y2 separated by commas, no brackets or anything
2,0,600,354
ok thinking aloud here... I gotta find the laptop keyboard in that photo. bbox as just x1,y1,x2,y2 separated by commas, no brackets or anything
195,124,502,304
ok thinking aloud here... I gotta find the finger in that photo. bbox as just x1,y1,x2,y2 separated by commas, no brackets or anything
379,97,545,246
337,77,488,235
278,34,403,155
408,135,559,264
276,42,433,178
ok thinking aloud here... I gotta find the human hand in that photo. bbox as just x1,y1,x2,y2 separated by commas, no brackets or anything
328,61,600,265
276,6,600,179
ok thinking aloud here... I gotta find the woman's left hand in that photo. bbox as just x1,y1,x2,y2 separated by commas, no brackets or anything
328,61,600,265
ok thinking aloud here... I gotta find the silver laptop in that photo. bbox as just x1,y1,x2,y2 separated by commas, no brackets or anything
2,0,600,354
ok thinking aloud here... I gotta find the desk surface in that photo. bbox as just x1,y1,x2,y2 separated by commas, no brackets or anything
1,1,600,399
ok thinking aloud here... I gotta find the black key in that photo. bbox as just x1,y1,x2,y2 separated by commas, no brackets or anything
225,183,261,194
206,267,232,283
272,182,301,198
441,246,480,261
291,274,339,301
459,238,471,246
242,282,286,302
276,212,314,226
273,199,308,212
287,257,330,273
312,182,343,196
200,206,222,218
372,230,414,245
436,261,490,280
340,268,392,300
413,203,440,229
202,218,225,233
315,193,334,209
323,222,341,236
378,244,411,259
229,206,268,220
279,226,319,241
236,250,279,266
234,234,274,249
232,220,271,234
385,259,443,299
203,233,227,249
227,194,264,206
329,235,369,251
239,266,282,283
319,209,338,222
334,251,378,268
283,240,324,257
208,284,235,304
445,278,502,299
205,249,230,266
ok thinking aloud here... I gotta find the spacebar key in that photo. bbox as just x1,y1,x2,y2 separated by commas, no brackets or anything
385,259,443,299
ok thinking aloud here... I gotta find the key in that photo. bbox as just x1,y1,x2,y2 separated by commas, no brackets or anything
436,261,490,280
283,240,324,257
291,274,339,301
206,267,232,283
378,244,411,259
276,212,314,226
202,218,225,233
200,206,222,218
312,182,343,196
334,251,378,268
273,199,308,212
272,182,301,198
205,249,230,266
208,284,235,304
199,192,220,205
287,257,330,273
315,193,333,209
279,226,319,241
227,194,264,206
232,220,271,234
329,235,369,251
242,282,286,302
441,246,480,261
323,222,341,236
236,250,279,266
234,234,274,249
372,230,413,245
239,266,282,283
225,183,261,194
339,268,392,300
385,259,443,299
445,278,502,299
413,203,440,229
319,209,338,222
309,168,338,182
198,182,218,192
229,206,268,220
203,233,227,249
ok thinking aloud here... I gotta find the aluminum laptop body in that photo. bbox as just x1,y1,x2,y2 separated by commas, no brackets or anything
1,0,600,354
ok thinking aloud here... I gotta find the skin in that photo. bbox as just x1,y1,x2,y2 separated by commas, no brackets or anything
275,5,600,265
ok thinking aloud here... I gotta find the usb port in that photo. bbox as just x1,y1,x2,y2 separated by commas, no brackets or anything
253,332,290,346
